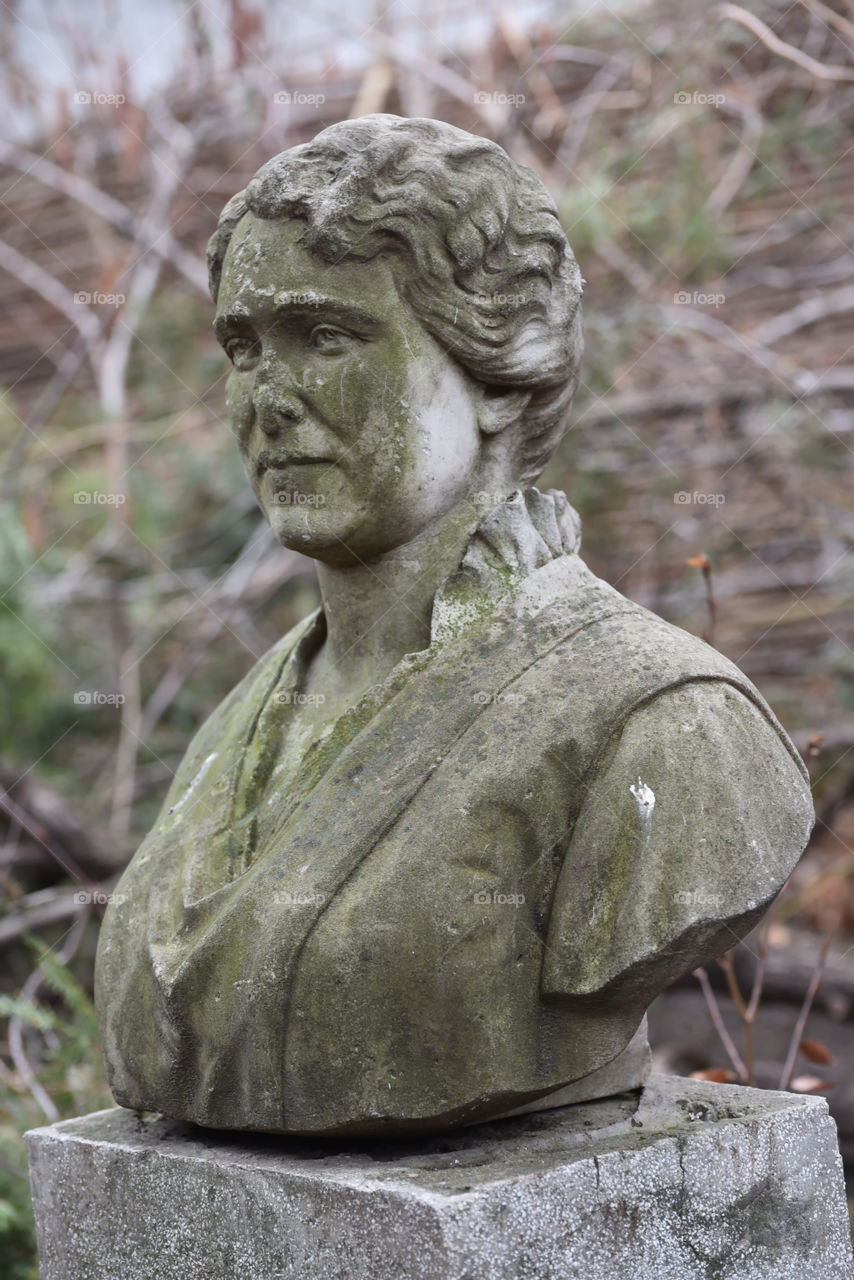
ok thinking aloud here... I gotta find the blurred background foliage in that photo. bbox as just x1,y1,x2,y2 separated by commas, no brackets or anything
1,0,854,1270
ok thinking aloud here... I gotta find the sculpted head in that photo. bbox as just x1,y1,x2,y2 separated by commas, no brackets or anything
208,114,584,563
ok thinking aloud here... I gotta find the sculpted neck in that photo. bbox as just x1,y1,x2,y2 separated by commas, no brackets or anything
311,496,487,697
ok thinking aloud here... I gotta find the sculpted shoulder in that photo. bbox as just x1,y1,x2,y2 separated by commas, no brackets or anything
156,607,321,813
502,554,807,781
539,657,814,1002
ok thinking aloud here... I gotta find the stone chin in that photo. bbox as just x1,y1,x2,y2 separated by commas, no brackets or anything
253,472,363,554
263,508,355,557
263,508,400,567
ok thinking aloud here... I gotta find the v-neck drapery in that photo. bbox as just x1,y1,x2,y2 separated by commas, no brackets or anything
95,481,813,1135
196,486,584,893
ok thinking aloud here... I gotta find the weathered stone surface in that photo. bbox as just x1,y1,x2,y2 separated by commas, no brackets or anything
94,114,815,1134
26,1074,854,1280
491,1015,651,1119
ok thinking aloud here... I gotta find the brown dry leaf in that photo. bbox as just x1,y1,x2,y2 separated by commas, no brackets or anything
767,923,792,949
790,1075,835,1093
689,1067,735,1083
799,1038,834,1065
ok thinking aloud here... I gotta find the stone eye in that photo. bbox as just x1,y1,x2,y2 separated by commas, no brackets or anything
308,325,353,353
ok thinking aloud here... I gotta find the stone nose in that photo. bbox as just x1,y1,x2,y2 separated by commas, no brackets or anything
256,395,305,437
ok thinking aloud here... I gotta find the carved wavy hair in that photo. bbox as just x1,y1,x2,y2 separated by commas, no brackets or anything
208,114,584,483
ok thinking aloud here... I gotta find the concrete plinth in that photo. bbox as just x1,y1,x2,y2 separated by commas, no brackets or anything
26,1074,854,1280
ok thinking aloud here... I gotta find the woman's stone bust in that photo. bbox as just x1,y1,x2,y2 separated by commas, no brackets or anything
94,115,813,1136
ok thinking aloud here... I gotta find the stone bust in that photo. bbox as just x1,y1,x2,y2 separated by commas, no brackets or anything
95,115,813,1137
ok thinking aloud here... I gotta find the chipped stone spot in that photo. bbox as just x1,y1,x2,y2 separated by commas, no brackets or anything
167,752,219,815
630,776,655,815
630,776,655,850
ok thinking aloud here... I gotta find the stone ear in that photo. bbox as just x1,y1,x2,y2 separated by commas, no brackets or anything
476,387,531,437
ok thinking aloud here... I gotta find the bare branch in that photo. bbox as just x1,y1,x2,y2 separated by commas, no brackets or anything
706,97,763,216
0,888,90,948
0,140,209,295
717,4,854,82
796,0,854,47
750,284,854,347
0,236,104,367
0,788,94,888
779,935,832,1091
693,966,749,1082
302,0,506,132
558,58,627,170
7,911,88,1122
652,304,800,394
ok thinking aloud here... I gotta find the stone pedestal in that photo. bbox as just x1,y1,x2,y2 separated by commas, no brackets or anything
26,1073,854,1280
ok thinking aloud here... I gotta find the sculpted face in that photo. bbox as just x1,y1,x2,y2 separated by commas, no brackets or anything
214,215,491,563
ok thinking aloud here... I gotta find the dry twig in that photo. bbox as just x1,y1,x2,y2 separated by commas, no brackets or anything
7,912,89,1121
779,935,832,1090
796,0,854,47
717,4,854,82
693,966,749,1081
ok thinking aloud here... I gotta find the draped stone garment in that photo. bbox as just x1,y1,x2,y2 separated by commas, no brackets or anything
94,489,814,1135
